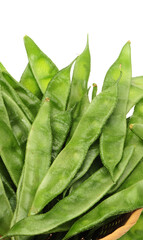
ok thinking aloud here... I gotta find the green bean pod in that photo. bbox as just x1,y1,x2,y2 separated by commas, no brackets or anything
64,180,143,239
0,121,24,186
2,92,31,148
4,167,114,237
0,79,34,122
129,123,143,140
3,143,134,237
29,82,117,215
67,37,90,110
92,83,97,99
13,97,52,224
0,174,16,212
24,36,59,93
100,41,132,177
127,76,143,113
20,63,42,99
67,92,90,143
43,63,73,159
0,176,13,236
0,63,41,117
109,98,143,193
51,111,71,161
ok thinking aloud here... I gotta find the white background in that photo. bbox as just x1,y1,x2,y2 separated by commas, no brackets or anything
0,0,143,95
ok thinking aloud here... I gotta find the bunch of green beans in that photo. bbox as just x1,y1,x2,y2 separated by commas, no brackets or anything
0,36,143,240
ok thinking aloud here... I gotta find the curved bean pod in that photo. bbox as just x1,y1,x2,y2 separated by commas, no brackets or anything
64,180,143,239
109,98,143,193
100,41,132,177
51,111,71,161
29,83,117,215
127,76,143,113
0,79,34,122
13,97,52,224
20,63,42,99
0,176,13,236
43,62,73,113
0,63,41,117
43,63,73,160
4,167,114,237
24,36,58,93
67,92,90,143
0,121,24,186
67,37,90,110
118,159,143,192
2,92,31,148
129,123,143,140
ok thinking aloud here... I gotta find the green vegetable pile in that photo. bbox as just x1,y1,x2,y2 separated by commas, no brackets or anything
0,36,143,240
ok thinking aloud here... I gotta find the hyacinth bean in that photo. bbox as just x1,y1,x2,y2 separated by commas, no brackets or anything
0,176,13,236
67,37,90,110
67,92,90,143
13,97,52,225
118,159,143,192
43,63,73,159
64,180,143,239
100,41,132,177
43,63,73,113
29,83,117,215
129,123,143,140
127,76,143,112
0,63,41,117
0,121,24,186
109,98,143,193
4,167,114,237
92,83,97,99
66,142,100,191
20,63,42,99
0,78,34,122
24,36,59,93
2,92,31,148
51,111,71,161
0,174,16,212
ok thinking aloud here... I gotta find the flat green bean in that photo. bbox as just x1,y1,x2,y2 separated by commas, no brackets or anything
127,76,143,113
4,167,114,237
0,63,41,117
29,82,117,215
13,97,52,224
24,36,58,93
100,41,132,177
0,78,34,122
20,63,42,99
109,98,143,193
0,176,13,235
64,180,143,239
51,111,71,161
2,92,31,148
67,37,90,110
0,121,24,186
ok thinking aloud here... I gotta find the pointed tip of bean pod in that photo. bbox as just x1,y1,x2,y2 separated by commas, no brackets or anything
129,124,134,130
128,40,131,44
119,64,122,70
93,83,97,87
